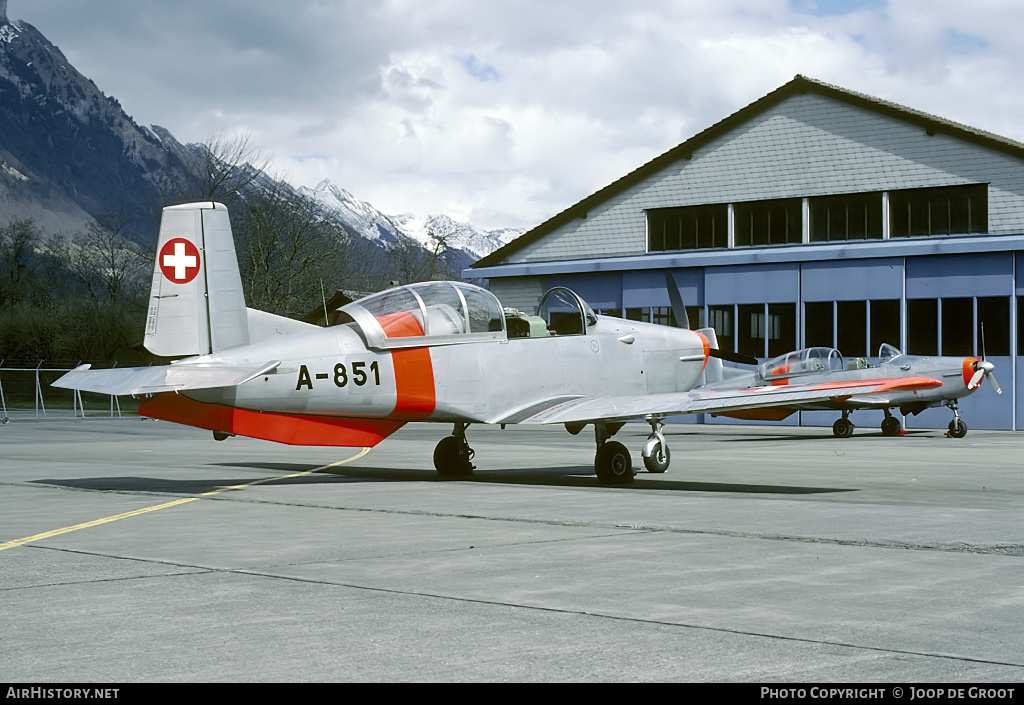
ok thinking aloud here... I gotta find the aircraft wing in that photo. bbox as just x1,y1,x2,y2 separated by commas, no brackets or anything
52,360,281,397
519,376,942,425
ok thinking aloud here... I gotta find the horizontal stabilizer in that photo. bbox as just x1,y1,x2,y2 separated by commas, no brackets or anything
53,360,281,397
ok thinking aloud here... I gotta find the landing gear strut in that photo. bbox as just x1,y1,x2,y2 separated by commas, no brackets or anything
594,422,632,484
947,403,968,438
433,423,475,477
641,419,671,473
833,412,855,438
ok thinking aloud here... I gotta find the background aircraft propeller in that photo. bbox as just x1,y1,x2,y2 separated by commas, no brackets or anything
969,360,1001,393
970,324,1002,393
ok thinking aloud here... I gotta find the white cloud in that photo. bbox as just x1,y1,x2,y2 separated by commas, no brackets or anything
14,0,1024,229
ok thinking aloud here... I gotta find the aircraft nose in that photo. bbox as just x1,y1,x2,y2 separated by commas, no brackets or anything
967,358,1001,394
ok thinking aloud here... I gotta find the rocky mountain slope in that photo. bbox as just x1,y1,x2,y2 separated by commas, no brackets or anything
0,1,520,267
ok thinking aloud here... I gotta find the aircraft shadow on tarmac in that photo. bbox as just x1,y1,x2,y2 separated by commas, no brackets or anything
34,464,854,496
317,466,855,494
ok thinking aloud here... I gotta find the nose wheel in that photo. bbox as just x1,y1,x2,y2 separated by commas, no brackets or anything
641,419,671,473
947,404,968,438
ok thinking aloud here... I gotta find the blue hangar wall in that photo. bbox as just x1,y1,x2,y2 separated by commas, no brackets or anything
470,77,1024,431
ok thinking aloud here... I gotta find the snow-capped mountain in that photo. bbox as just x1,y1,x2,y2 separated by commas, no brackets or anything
300,179,521,261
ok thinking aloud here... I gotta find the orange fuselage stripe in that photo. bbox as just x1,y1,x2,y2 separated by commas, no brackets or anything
376,312,437,420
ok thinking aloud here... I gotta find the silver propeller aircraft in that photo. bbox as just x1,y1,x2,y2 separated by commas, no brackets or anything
542,337,1000,442
55,202,1000,484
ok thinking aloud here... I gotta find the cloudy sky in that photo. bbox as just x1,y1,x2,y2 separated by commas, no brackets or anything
12,0,1024,230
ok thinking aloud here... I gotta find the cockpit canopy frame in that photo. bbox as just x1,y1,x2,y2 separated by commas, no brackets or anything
338,281,505,350
537,287,598,336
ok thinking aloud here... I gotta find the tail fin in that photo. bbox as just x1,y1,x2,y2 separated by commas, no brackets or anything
144,202,249,356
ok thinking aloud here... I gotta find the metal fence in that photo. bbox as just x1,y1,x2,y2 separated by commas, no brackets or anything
0,361,148,423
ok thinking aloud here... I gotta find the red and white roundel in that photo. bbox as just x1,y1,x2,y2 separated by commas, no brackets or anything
159,238,201,284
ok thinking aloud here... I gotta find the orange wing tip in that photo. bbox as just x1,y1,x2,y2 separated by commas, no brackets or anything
139,393,404,447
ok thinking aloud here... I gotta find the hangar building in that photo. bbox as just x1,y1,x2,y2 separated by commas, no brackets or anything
469,76,1024,431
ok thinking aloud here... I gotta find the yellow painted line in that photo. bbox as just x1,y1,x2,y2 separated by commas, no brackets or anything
0,447,372,552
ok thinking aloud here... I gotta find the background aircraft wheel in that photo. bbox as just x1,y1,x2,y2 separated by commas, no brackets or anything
642,439,670,473
433,436,474,477
596,441,634,484
881,417,902,437
833,418,855,438
948,419,968,438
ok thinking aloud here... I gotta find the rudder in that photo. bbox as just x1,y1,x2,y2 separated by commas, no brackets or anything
144,202,249,356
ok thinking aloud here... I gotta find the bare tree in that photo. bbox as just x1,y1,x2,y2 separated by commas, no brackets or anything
166,131,271,205
384,226,460,285
234,179,355,317
0,219,43,308
61,216,150,307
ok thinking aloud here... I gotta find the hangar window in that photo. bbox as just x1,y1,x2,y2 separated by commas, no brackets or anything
709,306,734,352
737,303,797,359
738,304,765,358
1018,297,1024,356
810,193,883,242
647,204,728,251
804,302,834,348
977,297,1009,356
734,198,802,247
889,184,987,238
768,304,796,357
907,299,938,355
869,300,901,353
837,301,868,357
941,298,973,356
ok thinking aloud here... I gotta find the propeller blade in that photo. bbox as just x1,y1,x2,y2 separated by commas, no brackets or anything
988,371,1003,395
665,271,690,329
968,369,985,390
709,348,759,365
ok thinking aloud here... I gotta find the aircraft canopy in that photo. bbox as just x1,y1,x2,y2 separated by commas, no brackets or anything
339,281,505,349
757,347,845,383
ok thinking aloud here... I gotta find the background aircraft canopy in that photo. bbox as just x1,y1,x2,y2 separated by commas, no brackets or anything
757,347,845,383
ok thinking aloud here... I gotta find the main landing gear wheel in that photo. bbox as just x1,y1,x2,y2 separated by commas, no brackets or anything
881,416,902,437
948,418,968,438
433,424,475,477
595,441,633,484
833,417,855,438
